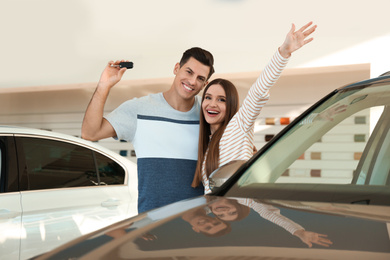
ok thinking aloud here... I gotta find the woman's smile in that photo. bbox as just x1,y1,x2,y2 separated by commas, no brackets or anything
202,84,227,133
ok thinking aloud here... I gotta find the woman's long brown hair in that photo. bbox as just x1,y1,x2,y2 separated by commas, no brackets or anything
192,78,239,188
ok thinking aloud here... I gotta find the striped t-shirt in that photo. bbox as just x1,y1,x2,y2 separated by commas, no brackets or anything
105,93,204,213
202,50,289,193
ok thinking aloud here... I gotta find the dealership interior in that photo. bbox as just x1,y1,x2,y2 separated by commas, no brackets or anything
2,1,390,259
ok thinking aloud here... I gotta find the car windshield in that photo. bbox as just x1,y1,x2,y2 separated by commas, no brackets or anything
226,77,390,203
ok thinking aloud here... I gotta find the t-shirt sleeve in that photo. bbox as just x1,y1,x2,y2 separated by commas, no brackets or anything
104,98,138,142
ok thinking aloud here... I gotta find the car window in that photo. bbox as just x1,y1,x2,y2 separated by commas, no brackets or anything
0,138,5,190
95,151,125,185
19,137,98,190
0,144,2,185
234,82,390,191
276,106,385,185
0,136,19,193
17,137,125,191
353,106,390,185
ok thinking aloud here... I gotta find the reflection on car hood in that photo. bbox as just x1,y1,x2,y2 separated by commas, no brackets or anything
34,196,390,260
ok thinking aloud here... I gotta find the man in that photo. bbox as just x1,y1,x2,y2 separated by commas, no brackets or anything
82,47,215,213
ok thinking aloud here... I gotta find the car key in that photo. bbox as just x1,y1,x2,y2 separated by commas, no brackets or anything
111,61,133,69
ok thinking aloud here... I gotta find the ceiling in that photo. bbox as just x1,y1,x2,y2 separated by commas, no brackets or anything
1,0,390,91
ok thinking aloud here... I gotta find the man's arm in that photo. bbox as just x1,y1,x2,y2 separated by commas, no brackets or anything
81,60,128,141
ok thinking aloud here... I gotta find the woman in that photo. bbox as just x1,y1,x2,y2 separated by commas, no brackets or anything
191,22,317,193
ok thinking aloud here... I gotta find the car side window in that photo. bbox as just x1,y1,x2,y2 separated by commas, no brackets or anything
17,137,126,191
0,138,5,190
19,137,98,190
0,144,2,186
279,106,377,184
240,103,390,188
95,151,125,185
353,106,390,185
0,136,19,193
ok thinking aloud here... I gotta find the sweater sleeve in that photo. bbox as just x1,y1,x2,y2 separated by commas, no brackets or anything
245,199,304,235
233,50,289,134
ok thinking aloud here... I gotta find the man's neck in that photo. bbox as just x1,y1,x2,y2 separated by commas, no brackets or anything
163,90,195,112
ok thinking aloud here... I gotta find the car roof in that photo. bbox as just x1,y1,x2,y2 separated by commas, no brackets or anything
338,72,390,91
0,125,126,161
0,125,89,143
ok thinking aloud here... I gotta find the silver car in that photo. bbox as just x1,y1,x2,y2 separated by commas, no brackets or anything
0,126,138,260
35,72,390,260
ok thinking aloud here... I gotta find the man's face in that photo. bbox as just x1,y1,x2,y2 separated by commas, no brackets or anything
173,57,210,100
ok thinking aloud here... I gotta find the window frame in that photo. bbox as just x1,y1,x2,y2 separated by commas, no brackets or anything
14,134,127,191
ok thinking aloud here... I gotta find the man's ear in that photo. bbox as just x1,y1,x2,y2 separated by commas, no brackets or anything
173,63,180,75
203,80,209,89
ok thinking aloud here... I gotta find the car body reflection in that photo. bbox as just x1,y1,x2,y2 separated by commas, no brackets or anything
35,196,390,260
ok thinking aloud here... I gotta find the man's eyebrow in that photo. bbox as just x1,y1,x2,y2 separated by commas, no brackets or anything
186,66,207,80
185,66,194,73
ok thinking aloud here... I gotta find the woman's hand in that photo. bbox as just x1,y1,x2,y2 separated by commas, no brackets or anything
293,229,333,248
279,22,317,58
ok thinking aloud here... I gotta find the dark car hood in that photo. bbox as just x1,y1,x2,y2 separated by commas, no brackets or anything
35,196,390,260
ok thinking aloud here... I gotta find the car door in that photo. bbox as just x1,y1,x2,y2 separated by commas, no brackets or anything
15,136,132,260
0,136,22,260
0,193,22,260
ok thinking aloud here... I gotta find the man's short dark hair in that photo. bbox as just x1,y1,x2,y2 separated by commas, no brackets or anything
180,47,215,79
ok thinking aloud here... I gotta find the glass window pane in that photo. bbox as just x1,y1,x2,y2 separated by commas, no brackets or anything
0,146,2,185
20,137,98,190
237,82,390,190
275,107,374,184
95,152,125,185
0,137,18,193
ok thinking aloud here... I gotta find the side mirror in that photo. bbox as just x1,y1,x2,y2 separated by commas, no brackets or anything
209,160,246,192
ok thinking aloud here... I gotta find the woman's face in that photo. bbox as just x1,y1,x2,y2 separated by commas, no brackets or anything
189,214,228,235
202,84,227,134
210,198,238,221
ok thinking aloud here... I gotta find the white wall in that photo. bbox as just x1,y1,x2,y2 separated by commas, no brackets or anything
0,64,370,167
1,0,388,90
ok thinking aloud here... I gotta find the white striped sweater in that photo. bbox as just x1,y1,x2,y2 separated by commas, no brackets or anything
202,50,289,193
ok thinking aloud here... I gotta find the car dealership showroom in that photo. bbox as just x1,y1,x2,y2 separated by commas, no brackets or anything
1,1,390,259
